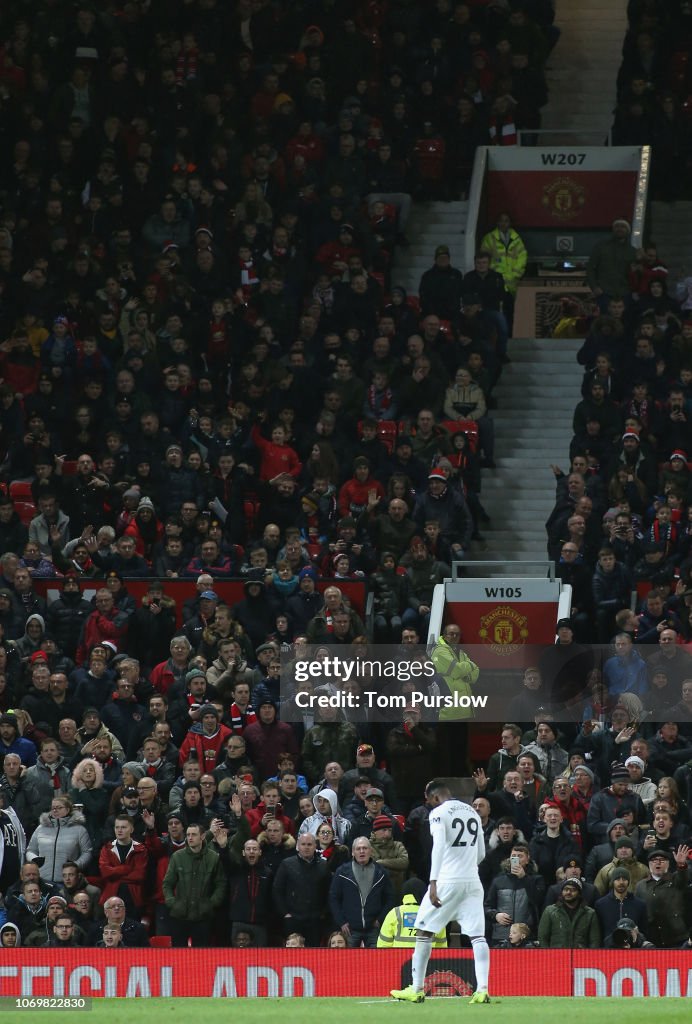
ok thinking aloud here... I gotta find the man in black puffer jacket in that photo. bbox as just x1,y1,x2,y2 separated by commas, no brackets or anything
272,833,330,946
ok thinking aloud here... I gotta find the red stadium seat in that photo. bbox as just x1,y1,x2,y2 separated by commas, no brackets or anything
60,460,79,476
376,420,398,453
9,481,33,500
243,499,260,536
149,936,172,948
13,501,37,525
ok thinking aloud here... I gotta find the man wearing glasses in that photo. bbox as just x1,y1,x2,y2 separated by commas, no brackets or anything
46,915,83,948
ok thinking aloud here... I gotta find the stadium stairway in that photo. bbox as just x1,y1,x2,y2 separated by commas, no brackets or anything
464,337,582,575
541,0,629,143
392,200,469,296
649,202,692,283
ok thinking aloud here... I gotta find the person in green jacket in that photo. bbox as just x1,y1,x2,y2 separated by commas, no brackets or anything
480,212,527,339
162,822,226,947
428,634,480,721
537,878,601,948
586,219,638,311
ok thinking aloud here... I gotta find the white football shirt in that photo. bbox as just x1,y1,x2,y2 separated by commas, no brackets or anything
428,799,486,883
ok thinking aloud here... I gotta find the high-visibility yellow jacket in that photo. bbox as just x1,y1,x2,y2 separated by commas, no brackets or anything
376,893,448,948
480,228,527,294
429,635,480,721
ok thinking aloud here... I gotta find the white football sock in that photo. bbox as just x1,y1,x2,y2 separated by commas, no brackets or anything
411,936,434,991
471,936,490,991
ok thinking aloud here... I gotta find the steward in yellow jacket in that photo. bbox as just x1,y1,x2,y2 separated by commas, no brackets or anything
428,634,480,721
480,214,527,295
377,879,447,948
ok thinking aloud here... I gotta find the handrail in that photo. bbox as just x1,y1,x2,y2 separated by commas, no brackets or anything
517,129,613,145
464,145,488,273
450,560,557,582
631,144,651,250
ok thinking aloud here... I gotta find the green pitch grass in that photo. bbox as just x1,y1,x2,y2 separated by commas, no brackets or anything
9,998,692,1023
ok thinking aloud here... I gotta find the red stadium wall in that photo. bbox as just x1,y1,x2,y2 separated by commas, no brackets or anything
486,170,638,227
31,578,367,625
0,949,690,998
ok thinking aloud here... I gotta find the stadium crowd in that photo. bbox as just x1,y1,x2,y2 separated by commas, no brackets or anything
0,0,689,956
612,0,692,200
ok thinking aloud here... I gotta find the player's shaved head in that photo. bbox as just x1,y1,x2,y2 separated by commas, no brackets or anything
425,778,451,800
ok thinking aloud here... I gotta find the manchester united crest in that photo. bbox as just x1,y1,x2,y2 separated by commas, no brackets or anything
478,605,529,656
542,176,586,221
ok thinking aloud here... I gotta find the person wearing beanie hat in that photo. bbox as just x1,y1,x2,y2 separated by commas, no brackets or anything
178,699,230,774
572,763,594,784
418,242,463,321
593,832,649,896
0,713,38,766
120,494,162,564
593,856,646,942
623,755,657,805
537,871,600,947
242,697,300,781
368,814,409,896
584,757,647,844
285,564,324,633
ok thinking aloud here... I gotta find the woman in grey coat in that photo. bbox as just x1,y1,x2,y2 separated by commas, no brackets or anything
26,794,92,882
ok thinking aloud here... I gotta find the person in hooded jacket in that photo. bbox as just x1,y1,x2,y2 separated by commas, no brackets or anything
46,577,92,660
26,794,92,883
243,698,300,780
231,573,276,650
298,788,351,845
0,921,21,947
128,582,177,670
11,613,47,663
